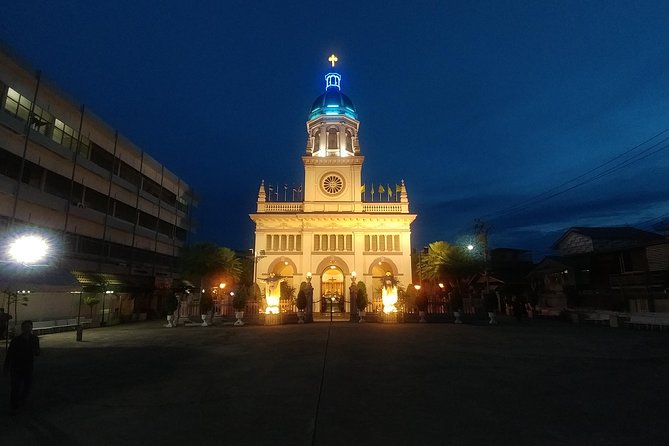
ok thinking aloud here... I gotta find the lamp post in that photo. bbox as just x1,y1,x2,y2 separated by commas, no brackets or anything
4,234,49,349
251,249,266,288
349,271,357,322
438,282,446,314
305,272,313,322
219,282,226,315
74,289,84,341
100,290,113,326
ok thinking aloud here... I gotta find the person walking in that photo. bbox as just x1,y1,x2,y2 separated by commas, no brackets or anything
3,320,40,415
0,308,11,340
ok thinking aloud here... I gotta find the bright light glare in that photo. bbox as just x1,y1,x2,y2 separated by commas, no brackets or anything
467,244,474,251
382,285,398,314
266,287,281,314
8,235,49,264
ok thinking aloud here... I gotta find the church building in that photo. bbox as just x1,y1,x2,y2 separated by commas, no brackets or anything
250,56,416,317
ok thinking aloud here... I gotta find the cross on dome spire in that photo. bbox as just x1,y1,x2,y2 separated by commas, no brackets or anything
328,54,338,67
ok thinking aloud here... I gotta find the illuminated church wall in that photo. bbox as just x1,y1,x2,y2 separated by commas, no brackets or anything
250,55,416,314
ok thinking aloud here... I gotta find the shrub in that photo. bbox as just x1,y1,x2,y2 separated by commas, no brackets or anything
356,281,368,311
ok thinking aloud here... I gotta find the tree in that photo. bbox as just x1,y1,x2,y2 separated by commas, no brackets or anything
199,291,213,314
356,281,368,311
295,289,307,311
420,241,483,293
233,284,249,311
2,288,28,321
83,295,101,319
180,243,242,290
280,281,295,302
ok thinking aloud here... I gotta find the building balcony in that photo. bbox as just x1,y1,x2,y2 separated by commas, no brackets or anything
256,201,410,213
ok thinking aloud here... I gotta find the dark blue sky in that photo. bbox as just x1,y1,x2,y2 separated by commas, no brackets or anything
3,1,669,259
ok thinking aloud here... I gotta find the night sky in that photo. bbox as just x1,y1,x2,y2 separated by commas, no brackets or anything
2,1,669,260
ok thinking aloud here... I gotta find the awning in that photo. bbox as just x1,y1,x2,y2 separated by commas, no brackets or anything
71,271,155,293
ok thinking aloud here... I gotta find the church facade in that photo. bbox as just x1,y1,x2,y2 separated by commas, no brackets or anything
250,56,416,317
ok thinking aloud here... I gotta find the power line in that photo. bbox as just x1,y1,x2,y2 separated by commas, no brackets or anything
481,128,669,221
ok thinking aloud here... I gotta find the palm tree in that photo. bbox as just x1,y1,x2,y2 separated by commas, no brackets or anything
180,243,243,291
420,241,483,297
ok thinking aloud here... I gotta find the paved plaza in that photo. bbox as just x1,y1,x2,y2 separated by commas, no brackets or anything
2,318,668,445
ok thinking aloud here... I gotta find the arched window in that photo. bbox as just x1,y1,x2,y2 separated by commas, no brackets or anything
313,131,321,152
345,130,353,153
327,128,338,151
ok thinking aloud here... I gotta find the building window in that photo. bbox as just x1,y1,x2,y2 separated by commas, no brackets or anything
345,130,353,152
43,171,71,200
118,160,142,188
296,235,302,251
394,235,400,251
53,119,85,153
4,87,30,121
267,235,272,250
90,142,115,172
273,235,280,251
142,176,162,199
314,234,320,251
379,235,385,251
114,200,136,223
346,235,352,251
0,148,22,180
338,235,344,251
280,235,287,251
371,235,378,251
365,235,370,251
322,235,328,251
327,128,338,151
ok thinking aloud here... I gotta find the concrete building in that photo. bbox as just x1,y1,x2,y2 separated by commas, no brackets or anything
250,56,416,317
0,44,195,324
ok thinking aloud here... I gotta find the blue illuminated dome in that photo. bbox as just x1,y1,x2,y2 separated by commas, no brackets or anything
309,72,358,120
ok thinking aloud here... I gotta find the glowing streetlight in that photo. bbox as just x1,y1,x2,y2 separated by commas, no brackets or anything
467,244,474,252
4,234,49,345
8,234,49,265
219,283,226,289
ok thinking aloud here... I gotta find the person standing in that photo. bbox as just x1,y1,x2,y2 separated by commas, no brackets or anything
3,320,40,415
0,308,11,340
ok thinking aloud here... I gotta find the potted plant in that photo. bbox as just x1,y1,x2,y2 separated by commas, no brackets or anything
200,292,213,326
233,285,248,326
356,281,368,323
296,288,307,323
162,292,178,328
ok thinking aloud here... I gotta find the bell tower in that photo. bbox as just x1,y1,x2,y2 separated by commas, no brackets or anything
303,55,364,209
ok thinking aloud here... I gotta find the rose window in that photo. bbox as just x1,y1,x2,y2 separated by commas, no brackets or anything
322,175,344,194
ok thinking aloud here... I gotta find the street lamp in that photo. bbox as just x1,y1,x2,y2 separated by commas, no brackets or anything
8,235,49,265
439,282,446,314
3,234,49,347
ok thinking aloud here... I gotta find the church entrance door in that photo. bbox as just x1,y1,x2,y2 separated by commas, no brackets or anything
320,267,344,314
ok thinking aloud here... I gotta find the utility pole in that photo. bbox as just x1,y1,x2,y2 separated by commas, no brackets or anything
474,219,491,294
